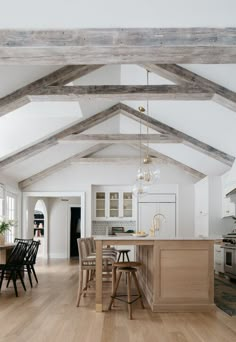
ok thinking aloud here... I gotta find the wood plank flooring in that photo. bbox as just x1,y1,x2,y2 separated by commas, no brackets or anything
0,259,236,342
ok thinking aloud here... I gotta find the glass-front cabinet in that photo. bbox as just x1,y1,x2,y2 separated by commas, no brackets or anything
123,192,133,218
94,188,134,220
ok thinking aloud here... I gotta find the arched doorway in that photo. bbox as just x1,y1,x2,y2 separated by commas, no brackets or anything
34,199,48,258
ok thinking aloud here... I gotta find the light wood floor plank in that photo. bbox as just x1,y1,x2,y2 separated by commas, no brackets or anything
0,259,236,342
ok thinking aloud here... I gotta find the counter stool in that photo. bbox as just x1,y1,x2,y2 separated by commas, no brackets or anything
108,261,144,319
117,249,130,262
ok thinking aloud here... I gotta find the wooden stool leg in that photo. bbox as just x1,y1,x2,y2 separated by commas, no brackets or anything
125,252,130,262
108,271,122,310
132,272,145,309
83,270,89,297
76,268,83,307
112,266,117,293
127,272,132,319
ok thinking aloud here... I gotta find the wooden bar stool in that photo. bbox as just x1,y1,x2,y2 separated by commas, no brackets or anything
108,261,144,319
116,249,130,262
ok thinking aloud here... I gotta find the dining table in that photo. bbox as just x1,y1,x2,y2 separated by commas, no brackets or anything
0,243,15,264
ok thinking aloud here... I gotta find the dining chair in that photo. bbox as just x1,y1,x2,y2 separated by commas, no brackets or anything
0,241,28,297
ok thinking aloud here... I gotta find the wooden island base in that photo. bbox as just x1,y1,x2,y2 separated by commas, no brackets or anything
137,240,215,312
95,237,215,313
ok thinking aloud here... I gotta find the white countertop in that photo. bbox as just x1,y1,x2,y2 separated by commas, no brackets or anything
94,235,217,241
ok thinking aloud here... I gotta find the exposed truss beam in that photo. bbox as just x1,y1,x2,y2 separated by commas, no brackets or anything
18,143,110,189
0,28,236,64
60,133,181,144
120,103,235,166
29,85,212,101
0,103,120,169
142,64,236,112
130,143,205,179
0,65,102,116
72,157,141,164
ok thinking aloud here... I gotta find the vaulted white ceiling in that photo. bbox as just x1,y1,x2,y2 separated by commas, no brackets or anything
0,63,236,185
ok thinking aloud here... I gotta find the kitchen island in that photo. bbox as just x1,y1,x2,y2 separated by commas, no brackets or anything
95,236,215,313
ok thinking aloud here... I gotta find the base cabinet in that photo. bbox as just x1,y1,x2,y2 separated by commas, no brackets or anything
214,244,224,273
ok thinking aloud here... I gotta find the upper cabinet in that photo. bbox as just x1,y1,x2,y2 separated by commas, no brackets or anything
222,196,235,218
94,187,135,220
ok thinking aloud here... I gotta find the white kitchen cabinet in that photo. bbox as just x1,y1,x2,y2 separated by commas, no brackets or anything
214,244,224,273
94,187,135,220
138,193,176,237
222,196,235,218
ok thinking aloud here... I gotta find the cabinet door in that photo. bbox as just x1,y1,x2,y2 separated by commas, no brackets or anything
109,192,119,218
95,192,106,218
123,192,133,218
138,202,176,237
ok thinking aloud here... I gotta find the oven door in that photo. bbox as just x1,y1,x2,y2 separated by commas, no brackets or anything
224,247,236,275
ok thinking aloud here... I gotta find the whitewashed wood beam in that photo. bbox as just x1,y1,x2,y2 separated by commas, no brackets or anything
130,143,206,179
142,64,236,112
72,157,141,164
0,28,236,64
0,103,120,169
60,134,182,144
120,103,235,166
28,85,212,101
18,143,110,189
0,65,102,116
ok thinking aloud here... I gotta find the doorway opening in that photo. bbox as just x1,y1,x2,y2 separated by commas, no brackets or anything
70,207,81,257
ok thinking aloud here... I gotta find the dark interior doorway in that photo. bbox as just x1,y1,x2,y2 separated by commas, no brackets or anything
70,207,81,257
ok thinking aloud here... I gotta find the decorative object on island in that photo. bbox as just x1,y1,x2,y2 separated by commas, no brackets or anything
149,213,166,236
0,218,15,245
132,70,160,197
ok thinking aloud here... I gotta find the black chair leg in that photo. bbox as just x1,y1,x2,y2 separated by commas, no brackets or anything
6,273,12,288
12,271,18,297
31,265,38,283
17,270,26,291
0,269,5,291
27,265,33,288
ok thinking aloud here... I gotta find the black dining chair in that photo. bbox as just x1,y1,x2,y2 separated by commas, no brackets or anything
23,240,40,287
0,241,28,297
14,238,33,245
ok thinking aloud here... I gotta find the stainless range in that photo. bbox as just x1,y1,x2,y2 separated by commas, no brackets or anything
222,233,236,279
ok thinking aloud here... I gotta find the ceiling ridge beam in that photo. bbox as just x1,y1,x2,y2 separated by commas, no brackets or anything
28,85,212,101
59,133,182,144
0,28,236,64
18,143,111,189
120,103,235,166
0,65,102,116
142,64,236,112
0,103,121,169
130,143,205,179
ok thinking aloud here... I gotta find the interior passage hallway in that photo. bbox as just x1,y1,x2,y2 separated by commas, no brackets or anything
0,259,236,342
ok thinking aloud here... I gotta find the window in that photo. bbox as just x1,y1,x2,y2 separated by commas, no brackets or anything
5,193,17,243
0,184,5,218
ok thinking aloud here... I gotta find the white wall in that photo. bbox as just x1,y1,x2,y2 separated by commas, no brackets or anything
25,162,197,237
48,197,81,258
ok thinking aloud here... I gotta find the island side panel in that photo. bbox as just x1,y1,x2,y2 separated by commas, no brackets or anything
137,240,215,312
136,245,155,311
153,240,215,312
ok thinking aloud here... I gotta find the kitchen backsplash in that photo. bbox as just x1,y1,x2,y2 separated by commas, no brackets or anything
92,220,136,235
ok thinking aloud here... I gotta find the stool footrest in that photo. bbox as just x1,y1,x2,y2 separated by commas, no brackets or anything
111,294,142,305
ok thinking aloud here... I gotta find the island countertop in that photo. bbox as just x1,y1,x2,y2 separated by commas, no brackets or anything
95,237,215,313
94,235,217,241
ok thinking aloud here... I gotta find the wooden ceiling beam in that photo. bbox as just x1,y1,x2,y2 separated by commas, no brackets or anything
130,143,206,179
142,64,236,112
0,65,102,116
18,143,110,189
60,133,182,144
28,85,212,101
0,28,236,64
120,103,235,166
0,103,120,169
